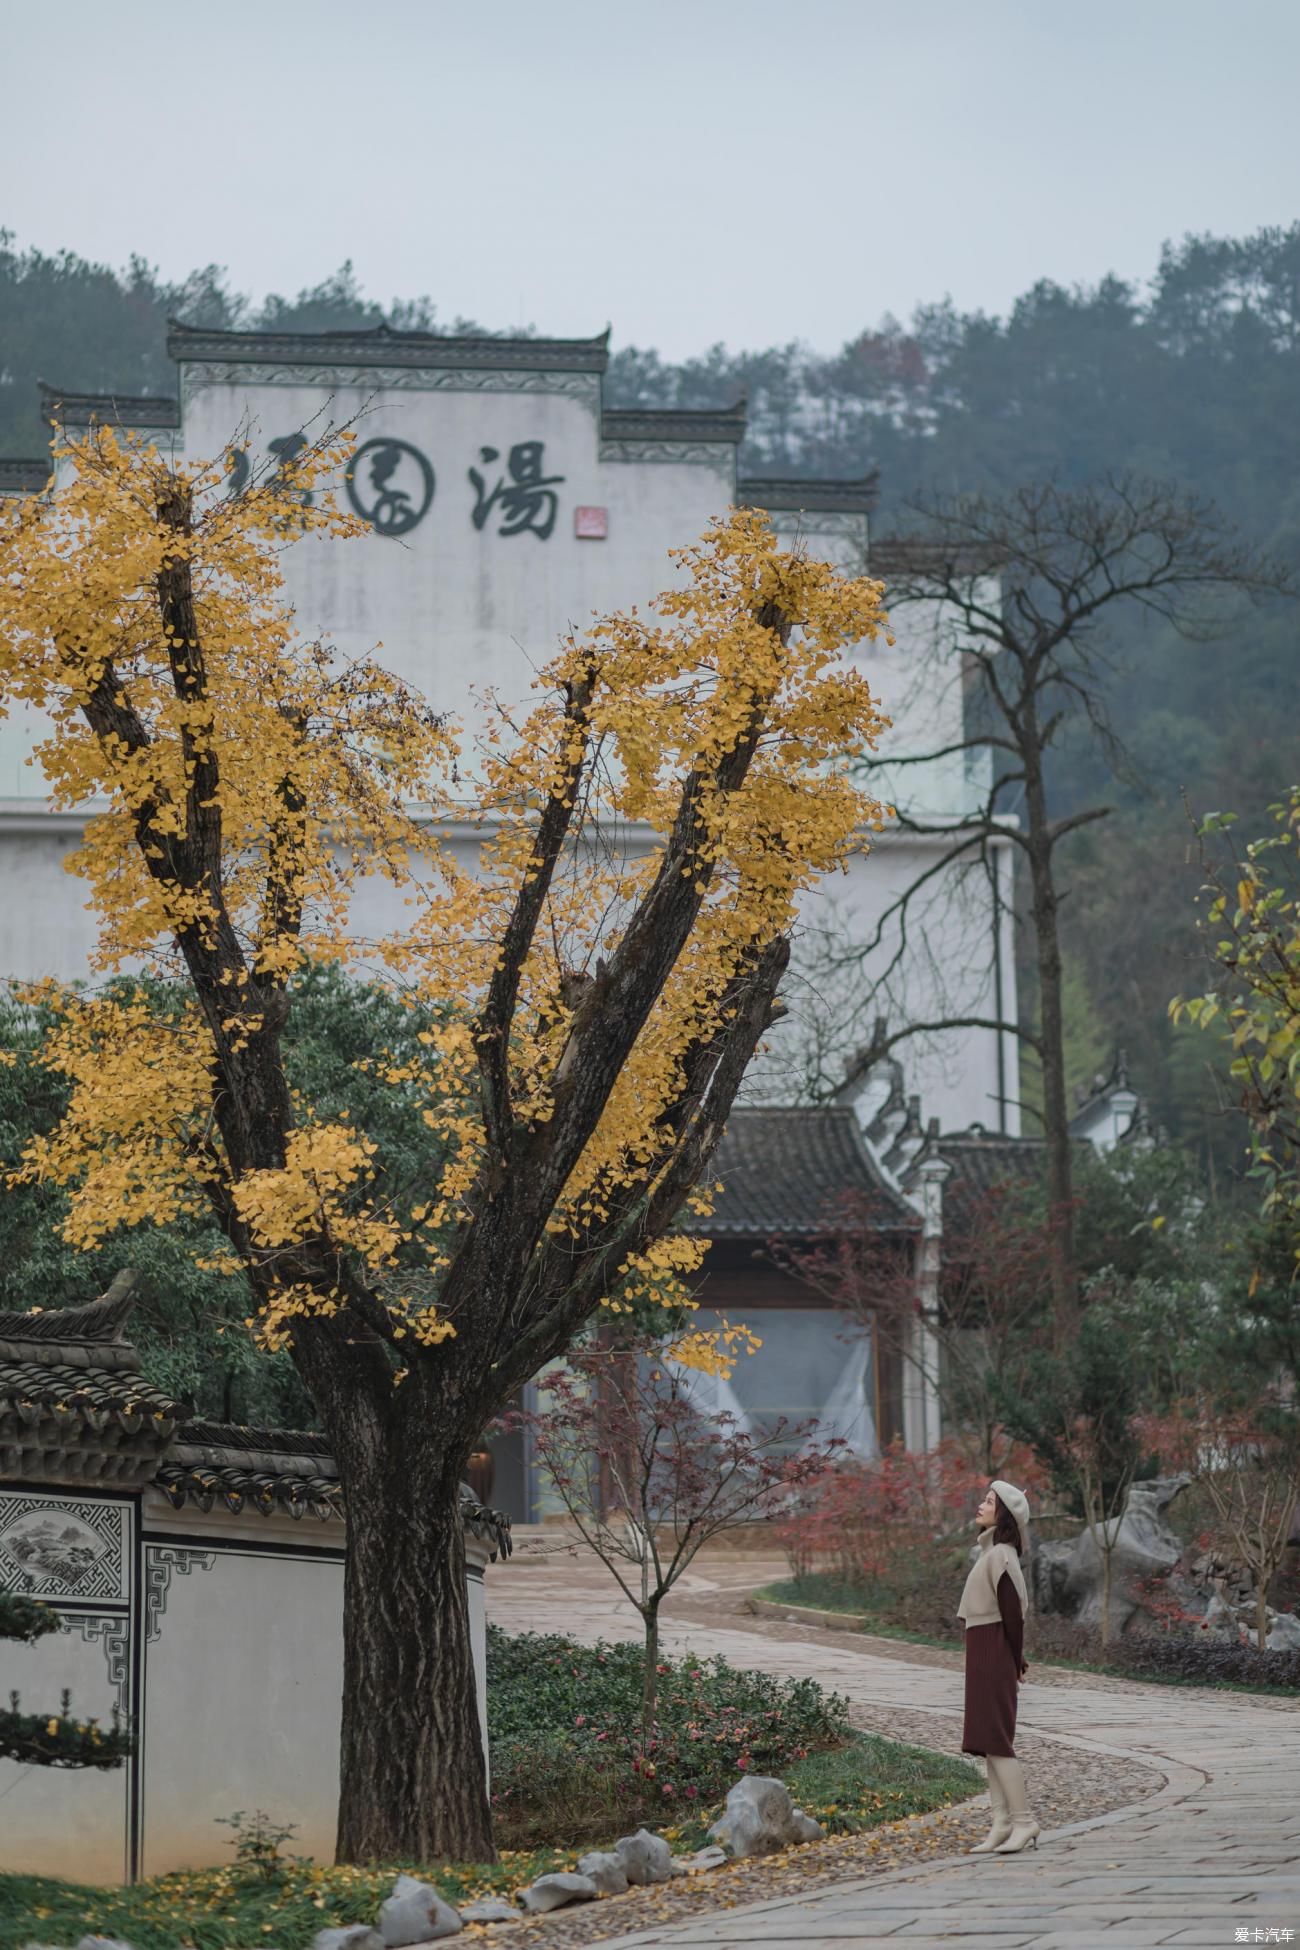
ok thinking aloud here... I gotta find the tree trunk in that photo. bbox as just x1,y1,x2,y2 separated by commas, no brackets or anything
1100,1545,1112,1647
1256,1581,1270,1653
1021,725,1078,1345
641,1598,661,1746
331,1405,493,1864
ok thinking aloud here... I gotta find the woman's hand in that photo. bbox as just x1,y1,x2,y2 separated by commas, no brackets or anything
1017,1667,1028,1686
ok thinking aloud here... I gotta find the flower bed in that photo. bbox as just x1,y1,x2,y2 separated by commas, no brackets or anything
487,1625,850,1848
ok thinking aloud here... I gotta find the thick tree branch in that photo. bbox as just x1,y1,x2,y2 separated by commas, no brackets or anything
475,664,595,1160
441,603,795,1339
1048,805,1113,844
853,1013,1043,1065
155,479,225,912
483,935,790,1408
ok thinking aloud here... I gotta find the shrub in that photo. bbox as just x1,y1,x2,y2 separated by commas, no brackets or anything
1026,1614,1300,1688
1103,1634,1300,1687
775,1435,1046,1637
485,1627,850,1847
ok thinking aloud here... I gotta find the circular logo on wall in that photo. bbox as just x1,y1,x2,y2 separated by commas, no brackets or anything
345,438,435,537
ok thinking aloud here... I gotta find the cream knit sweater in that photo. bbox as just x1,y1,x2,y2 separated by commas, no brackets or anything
957,1526,1029,1629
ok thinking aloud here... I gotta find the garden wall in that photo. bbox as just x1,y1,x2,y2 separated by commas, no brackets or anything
0,1483,492,1884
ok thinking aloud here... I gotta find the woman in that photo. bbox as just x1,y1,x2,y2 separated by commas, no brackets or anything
957,1478,1040,1855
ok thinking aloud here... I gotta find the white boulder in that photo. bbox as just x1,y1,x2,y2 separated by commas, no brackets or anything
520,1873,599,1913
670,1844,729,1875
458,1898,522,1925
378,1876,463,1944
574,1850,630,1895
614,1828,675,1885
708,1774,824,1858
1266,1610,1300,1652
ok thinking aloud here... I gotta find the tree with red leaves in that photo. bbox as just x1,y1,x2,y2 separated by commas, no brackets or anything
520,1336,839,1737
1137,1394,1300,1650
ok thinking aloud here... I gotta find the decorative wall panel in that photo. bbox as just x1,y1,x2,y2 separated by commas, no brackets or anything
0,1491,128,1602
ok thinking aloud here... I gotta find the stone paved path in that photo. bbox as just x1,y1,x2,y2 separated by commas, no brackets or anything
487,1542,1299,1950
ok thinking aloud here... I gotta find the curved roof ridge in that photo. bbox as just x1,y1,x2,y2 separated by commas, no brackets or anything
0,1271,139,1345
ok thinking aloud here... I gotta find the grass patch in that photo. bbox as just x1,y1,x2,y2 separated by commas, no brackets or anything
0,1853,563,1950
755,1578,1300,1698
776,1731,980,1837
0,1737,980,1949
756,1573,883,1620
753,1579,960,1649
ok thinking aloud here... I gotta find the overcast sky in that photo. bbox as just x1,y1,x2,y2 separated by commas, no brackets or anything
5,0,1298,360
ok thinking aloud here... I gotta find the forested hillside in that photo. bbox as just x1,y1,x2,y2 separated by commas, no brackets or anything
2,224,1297,1161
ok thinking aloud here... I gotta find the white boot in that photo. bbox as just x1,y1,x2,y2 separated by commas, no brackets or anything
989,1755,1041,1853
968,1758,1012,1853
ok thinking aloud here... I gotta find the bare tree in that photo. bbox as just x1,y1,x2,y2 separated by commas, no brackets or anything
851,478,1287,1342
520,1338,835,1737
1140,1395,1300,1650
773,1180,1052,1470
1063,1411,1141,1645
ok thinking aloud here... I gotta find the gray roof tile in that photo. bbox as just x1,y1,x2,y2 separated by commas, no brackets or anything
685,1105,918,1238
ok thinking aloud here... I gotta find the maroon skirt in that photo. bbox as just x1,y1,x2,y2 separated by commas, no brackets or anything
962,1621,1019,1758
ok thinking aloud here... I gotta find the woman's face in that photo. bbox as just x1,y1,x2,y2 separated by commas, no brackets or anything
976,1486,998,1528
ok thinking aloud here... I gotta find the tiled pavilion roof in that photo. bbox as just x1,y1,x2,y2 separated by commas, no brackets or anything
911,1129,1051,1201
684,1106,919,1239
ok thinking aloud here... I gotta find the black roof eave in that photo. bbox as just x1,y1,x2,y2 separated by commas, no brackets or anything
738,470,880,515
601,401,747,444
166,320,612,374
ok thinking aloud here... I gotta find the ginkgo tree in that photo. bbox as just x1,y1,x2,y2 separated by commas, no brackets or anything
0,428,890,1863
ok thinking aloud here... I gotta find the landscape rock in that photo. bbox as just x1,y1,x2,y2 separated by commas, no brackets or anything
1201,1592,1243,1638
313,1930,384,1950
77,1940,138,1950
379,1877,463,1944
574,1850,630,1896
613,1827,675,1885
520,1872,599,1913
1266,1610,1300,1652
1029,1474,1192,1634
708,1773,822,1858
670,1844,729,1874
458,1898,522,1925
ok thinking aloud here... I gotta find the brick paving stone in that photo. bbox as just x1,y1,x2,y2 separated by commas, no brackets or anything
487,1541,1299,1950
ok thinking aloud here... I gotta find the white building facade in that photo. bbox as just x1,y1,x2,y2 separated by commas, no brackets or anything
0,326,1021,1509
2,322,1017,1136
